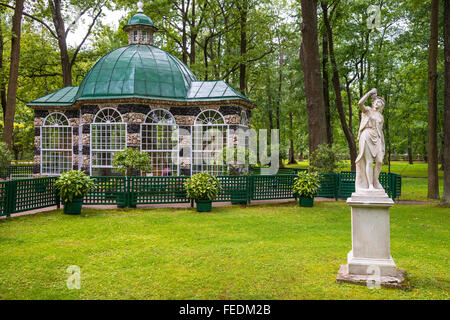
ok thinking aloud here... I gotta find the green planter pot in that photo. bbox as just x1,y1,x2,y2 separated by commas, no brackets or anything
299,196,314,207
63,197,83,215
196,199,212,212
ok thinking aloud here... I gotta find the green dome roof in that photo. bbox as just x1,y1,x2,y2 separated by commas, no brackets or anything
76,45,197,100
125,12,155,28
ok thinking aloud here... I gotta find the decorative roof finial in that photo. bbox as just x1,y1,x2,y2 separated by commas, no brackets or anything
137,1,144,13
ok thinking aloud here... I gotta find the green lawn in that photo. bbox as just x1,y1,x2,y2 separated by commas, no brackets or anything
0,202,448,300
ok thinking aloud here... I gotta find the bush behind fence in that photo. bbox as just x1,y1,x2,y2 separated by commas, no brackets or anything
0,173,401,217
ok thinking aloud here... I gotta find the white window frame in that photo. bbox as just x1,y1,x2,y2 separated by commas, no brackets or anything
40,112,73,175
90,108,127,175
141,30,148,42
192,109,228,176
141,109,179,176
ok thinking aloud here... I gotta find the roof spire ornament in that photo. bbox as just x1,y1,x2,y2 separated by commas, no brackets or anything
137,1,144,13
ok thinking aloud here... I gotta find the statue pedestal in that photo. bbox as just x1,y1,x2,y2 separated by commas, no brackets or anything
336,190,409,289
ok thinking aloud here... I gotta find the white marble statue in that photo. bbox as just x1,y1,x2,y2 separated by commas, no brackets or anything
355,88,386,192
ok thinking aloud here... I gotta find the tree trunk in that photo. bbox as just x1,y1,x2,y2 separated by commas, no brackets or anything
407,124,413,164
321,1,357,170
239,0,248,95
443,0,450,204
427,0,440,199
289,112,295,164
345,80,353,130
181,0,188,64
322,33,333,144
189,0,196,65
299,0,328,154
0,23,7,119
3,0,24,150
49,0,72,87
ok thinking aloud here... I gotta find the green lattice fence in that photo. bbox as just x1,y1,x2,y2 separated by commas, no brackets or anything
129,176,190,206
83,176,127,206
0,181,8,216
317,173,339,200
8,177,59,214
0,165,34,180
216,176,249,204
389,173,402,199
338,171,356,198
0,173,402,215
249,175,296,201
277,168,308,175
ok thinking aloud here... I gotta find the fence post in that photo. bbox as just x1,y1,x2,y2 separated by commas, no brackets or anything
247,175,252,205
126,177,131,208
5,180,17,217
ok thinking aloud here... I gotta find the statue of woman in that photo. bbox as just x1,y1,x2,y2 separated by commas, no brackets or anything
355,88,386,192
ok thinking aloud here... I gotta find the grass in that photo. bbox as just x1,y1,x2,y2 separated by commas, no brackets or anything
286,161,445,202
0,201,448,300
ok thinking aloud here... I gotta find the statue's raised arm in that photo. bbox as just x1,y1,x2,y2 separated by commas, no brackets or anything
358,88,377,112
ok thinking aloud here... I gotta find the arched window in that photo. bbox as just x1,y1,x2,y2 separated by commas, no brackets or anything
41,112,72,175
192,110,227,175
90,108,126,176
195,109,225,125
141,109,178,176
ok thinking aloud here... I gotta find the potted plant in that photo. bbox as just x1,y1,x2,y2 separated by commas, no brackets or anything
54,170,95,215
184,172,221,212
292,171,321,207
112,148,152,207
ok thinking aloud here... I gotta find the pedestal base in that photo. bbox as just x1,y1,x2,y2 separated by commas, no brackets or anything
336,264,410,290
337,190,409,289
347,250,397,276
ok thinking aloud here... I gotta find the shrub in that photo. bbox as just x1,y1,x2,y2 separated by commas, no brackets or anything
0,142,13,169
309,143,346,173
184,172,221,201
112,148,152,176
292,171,321,198
54,170,95,203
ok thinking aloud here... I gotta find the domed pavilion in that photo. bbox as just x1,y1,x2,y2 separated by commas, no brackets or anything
28,4,253,177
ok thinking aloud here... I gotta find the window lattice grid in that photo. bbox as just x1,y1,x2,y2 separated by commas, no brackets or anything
141,122,179,176
41,151,72,175
195,110,225,125
91,124,127,151
40,125,72,175
191,124,228,176
44,112,69,126
146,151,178,176
191,151,227,176
91,123,127,169
145,109,176,124
91,151,116,168
41,127,72,150
141,124,178,151
94,108,123,123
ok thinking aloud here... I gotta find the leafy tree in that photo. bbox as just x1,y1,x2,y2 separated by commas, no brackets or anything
112,148,152,177
0,141,12,168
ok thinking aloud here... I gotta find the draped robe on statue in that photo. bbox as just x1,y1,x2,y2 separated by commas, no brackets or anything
355,106,385,191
